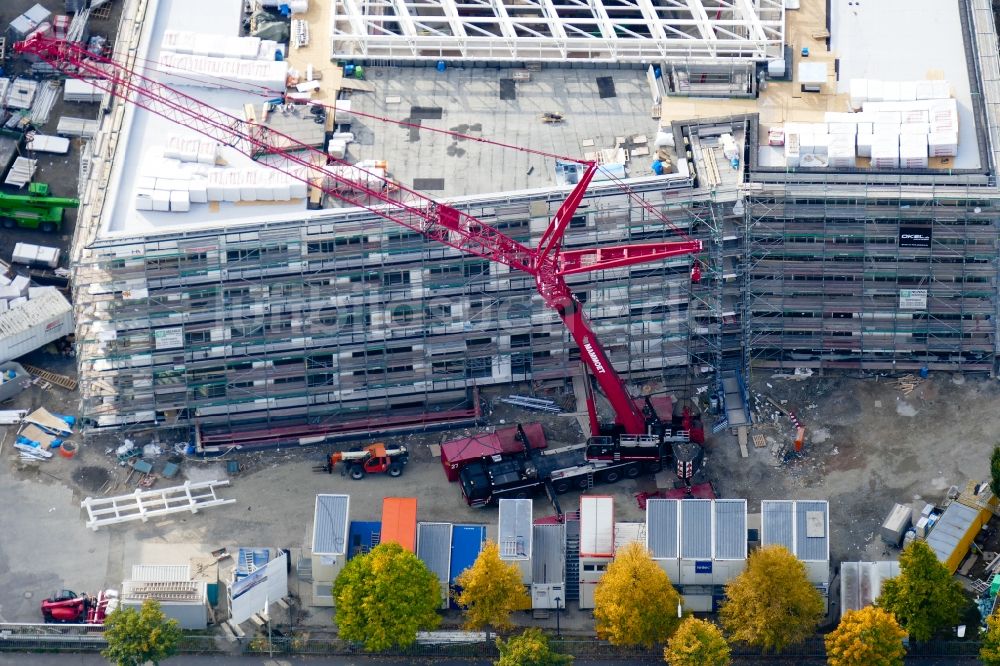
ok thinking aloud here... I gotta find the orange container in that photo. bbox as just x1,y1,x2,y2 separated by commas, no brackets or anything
381,497,417,552
59,441,78,458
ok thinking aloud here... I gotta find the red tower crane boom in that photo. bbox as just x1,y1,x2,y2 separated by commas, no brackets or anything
16,36,701,436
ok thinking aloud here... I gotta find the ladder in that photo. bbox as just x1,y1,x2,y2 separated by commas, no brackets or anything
80,480,236,531
564,520,580,602
21,364,78,390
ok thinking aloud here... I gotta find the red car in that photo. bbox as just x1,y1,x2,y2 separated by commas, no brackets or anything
41,589,117,624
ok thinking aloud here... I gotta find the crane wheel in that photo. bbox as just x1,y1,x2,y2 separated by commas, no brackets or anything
388,463,403,477
575,477,590,490
349,466,366,480
553,481,571,494
625,464,641,479
602,470,621,484
1,219,13,229
644,461,663,474
41,222,56,233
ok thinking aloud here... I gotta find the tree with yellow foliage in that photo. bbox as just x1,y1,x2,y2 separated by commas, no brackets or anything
593,541,683,648
825,606,906,666
719,544,824,653
981,609,1000,666
663,617,730,666
455,541,531,632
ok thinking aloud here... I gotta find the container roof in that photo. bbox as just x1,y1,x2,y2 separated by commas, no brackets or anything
614,522,647,554
680,499,713,560
761,500,795,553
580,496,615,558
714,499,747,560
498,499,533,561
129,564,191,582
381,497,418,552
925,500,981,564
532,523,566,584
312,494,350,556
839,561,900,618
646,498,679,560
449,524,487,583
796,500,829,562
416,522,453,586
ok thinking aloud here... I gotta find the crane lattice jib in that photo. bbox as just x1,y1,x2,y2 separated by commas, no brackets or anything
16,35,702,435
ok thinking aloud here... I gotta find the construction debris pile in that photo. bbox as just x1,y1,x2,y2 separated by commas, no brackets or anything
12,406,77,462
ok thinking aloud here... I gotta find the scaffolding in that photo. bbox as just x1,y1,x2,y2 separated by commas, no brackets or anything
744,183,998,373
329,0,785,64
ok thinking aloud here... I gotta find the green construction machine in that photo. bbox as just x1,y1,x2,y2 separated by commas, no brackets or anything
0,183,79,233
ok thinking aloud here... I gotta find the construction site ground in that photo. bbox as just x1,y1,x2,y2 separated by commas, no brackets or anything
1,369,998,634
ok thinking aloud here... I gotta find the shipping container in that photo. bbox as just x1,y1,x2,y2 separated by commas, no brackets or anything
417,522,452,608
381,497,417,552
0,289,73,364
531,523,566,609
346,520,381,559
925,500,989,573
449,524,486,588
498,499,533,583
311,494,350,606
880,503,912,546
12,242,60,269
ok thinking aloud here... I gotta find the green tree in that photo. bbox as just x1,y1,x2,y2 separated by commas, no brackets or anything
991,446,1000,498
663,617,730,666
719,544,824,653
495,628,573,666
981,609,1000,666
455,540,531,632
877,539,965,642
593,541,683,647
825,606,906,666
333,541,441,651
101,599,182,666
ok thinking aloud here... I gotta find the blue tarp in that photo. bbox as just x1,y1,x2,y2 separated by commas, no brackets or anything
348,521,382,559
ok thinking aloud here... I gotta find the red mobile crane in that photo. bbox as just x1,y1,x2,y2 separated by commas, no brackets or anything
16,36,702,445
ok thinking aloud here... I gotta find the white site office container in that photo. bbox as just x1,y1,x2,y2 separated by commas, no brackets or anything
12,242,60,269
0,289,73,364
63,78,105,103
26,135,71,155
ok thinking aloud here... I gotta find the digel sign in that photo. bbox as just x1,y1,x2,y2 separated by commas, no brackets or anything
582,338,606,374
899,226,931,248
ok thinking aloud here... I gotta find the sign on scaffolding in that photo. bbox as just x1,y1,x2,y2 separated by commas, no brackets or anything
899,289,928,310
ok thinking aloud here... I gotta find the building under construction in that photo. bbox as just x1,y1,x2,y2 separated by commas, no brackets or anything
66,0,1000,448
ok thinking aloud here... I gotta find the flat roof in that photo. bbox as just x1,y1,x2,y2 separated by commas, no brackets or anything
101,0,681,239
416,522,453,594
100,0,313,239
662,0,986,176
498,499,532,561
312,494,350,556
327,0,785,64
532,523,565,584
830,0,980,169
646,498,679,560
580,496,615,558
381,497,418,552
925,501,980,564
714,499,747,560
839,561,900,618
680,499,712,560
350,67,666,198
